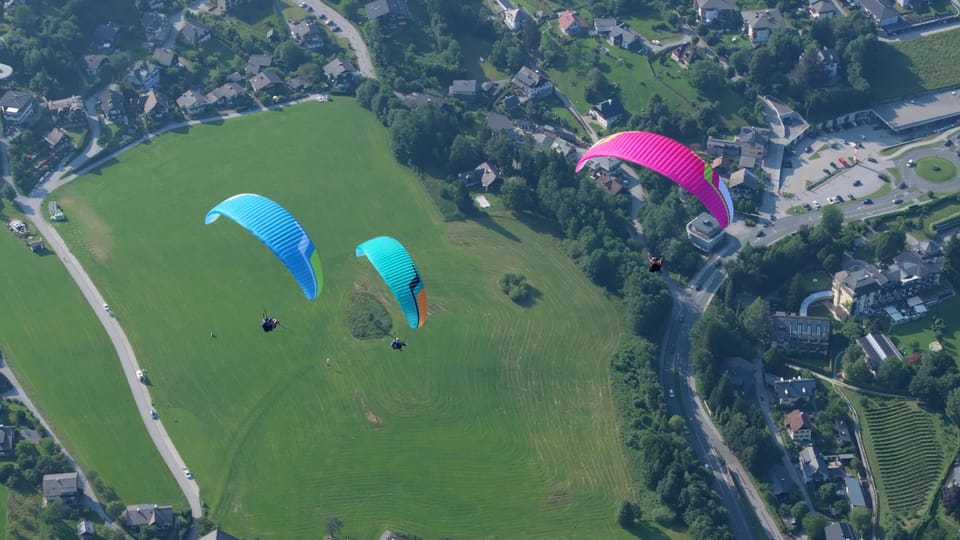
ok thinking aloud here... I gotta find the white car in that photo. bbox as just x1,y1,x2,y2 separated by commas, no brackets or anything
651,39,662,45
150,409,158,419
103,303,110,311
183,468,193,480
668,389,675,398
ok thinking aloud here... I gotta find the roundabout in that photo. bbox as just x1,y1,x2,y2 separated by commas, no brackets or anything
914,156,957,182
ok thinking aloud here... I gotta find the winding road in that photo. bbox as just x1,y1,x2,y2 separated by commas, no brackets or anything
301,0,376,79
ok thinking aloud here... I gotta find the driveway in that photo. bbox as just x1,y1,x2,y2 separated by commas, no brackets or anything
302,0,376,78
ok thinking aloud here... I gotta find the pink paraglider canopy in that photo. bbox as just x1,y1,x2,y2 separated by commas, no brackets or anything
576,131,735,229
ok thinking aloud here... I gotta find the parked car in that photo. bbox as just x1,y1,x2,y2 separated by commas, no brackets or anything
835,195,844,202
848,193,856,200
823,168,832,175
668,389,675,398
945,139,954,147
867,156,877,163
830,162,839,169
651,39,662,45
756,230,766,237
853,179,862,186
893,198,903,204
899,182,907,189
878,173,889,181
813,200,821,209
862,198,873,205
839,157,848,167
803,203,812,210
695,284,702,291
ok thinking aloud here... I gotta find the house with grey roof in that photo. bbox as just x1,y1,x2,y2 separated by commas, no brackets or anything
92,24,119,50
809,0,837,18
857,333,903,374
43,128,72,149
176,90,209,116
152,48,179,68
831,251,942,319
799,446,827,483
742,9,784,43
101,87,126,123
448,79,479,101
512,66,554,101
324,57,359,88
0,425,16,457
365,0,408,25
686,212,724,253
608,26,642,52
825,521,859,540
593,17,618,35
246,54,273,75
727,169,759,198
180,20,212,46
83,54,109,76
126,60,161,91
0,90,37,125
459,162,502,191
249,71,283,93
42,472,82,507
772,377,816,406
141,11,170,42
205,82,246,107
697,0,737,21
77,519,95,539
124,504,174,529
589,98,626,129
859,0,900,26
199,529,242,540
289,19,324,49
771,313,831,355
46,96,86,128
844,476,866,507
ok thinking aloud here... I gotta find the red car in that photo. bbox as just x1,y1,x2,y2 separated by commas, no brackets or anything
838,157,848,167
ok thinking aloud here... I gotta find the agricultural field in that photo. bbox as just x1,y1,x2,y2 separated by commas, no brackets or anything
844,392,958,532
869,28,960,101
0,206,184,506
48,99,655,539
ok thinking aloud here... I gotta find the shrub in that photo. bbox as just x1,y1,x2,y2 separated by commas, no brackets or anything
499,273,532,304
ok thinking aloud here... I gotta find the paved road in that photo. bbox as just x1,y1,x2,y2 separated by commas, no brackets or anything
303,0,376,78
661,257,787,540
553,88,599,143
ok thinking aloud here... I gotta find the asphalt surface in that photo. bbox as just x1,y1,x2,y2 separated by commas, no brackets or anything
303,0,376,79
553,87,599,142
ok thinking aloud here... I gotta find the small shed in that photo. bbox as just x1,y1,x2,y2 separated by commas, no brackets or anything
26,239,44,253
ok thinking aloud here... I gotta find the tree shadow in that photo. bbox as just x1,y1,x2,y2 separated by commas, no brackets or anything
514,212,564,239
514,284,542,307
81,157,119,176
622,522,675,539
167,124,192,135
468,212,520,242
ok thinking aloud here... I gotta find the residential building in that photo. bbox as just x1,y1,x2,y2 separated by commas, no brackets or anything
799,446,826,483
459,162,502,191
503,7,530,31
593,17,618,35
671,42,699,67
199,529,242,540
42,472,82,507
43,128,72,149
77,520,95,539
819,47,840,80
101,87,126,123
286,77,311,92
0,425,16,457
583,156,621,175
770,313,832,355
485,112,515,133
180,21,212,46
217,0,249,11
608,26,642,52
859,0,900,26
831,251,941,319
742,9,784,43
323,57,359,88
246,53,273,75
176,90,209,116
857,333,903,374
205,83,246,107
126,60,161,91
836,418,852,443
844,476,866,508
512,67,554,101
696,0,737,21
46,96,86,128
768,463,793,498
0,90,37,125
83,54,109,76
824,521,860,540
596,174,626,195
124,505,175,529
289,19,324,48
727,169,759,198
917,240,942,261
365,0,408,25
92,24,119,50
784,409,813,442
686,212,724,253
772,377,816,407
706,126,772,169
501,94,520,115
141,90,168,119
249,71,283,93
152,48,179,68
809,0,837,18
589,98,626,129
448,79,479,101
557,10,588,36
551,138,578,162
141,11,170,42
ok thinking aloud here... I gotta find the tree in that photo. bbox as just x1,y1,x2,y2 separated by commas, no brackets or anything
849,506,871,537
686,61,727,96
448,134,480,173
842,354,872,385
325,516,343,536
40,498,65,524
617,500,637,528
499,176,535,212
802,513,827,540
763,346,785,370
106,500,125,520
872,230,905,262
786,274,805,313
946,387,960,425
274,41,307,69
740,297,770,344
944,485,960,519
877,358,913,391
584,67,611,103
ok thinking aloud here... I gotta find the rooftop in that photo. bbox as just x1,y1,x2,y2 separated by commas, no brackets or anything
874,85,960,132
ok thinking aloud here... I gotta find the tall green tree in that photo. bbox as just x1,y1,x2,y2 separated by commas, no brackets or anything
741,297,770,344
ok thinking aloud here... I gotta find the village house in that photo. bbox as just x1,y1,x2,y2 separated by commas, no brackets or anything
101,87,126,123
152,48,179,68
290,19,324,49
176,90,209,116
857,333,904,375
844,477,866,508
0,90,37,125
42,472,82,507
608,26,642,51
448,79,479,101
0,425,16,457
92,24,119,50
141,11,170,42
784,409,813,442
557,10,588,36
459,162,502,191
124,504,175,530
512,67,554,101
824,521,860,540
77,520,95,540
324,57,360,89
859,0,900,27
583,156,622,176
45,96,86,128
593,17,618,35
43,128,73,150
83,54,109,76
595,174,626,196
205,83,246,108
706,126,772,169
286,77,311,93
742,9,784,43
589,98,626,129
696,0,737,21
179,20,212,46
686,212,725,253
831,251,942,319
808,0,837,19
770,312,832,355
246,54,273,75
727,169,759,198
126,60,161,91
365,0,409,25
249,71,283,93
141,89,168,119
772,377,816,407
799,446,827,483
199,529,242,540
671,42,699,67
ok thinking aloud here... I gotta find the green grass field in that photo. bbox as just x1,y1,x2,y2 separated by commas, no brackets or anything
49,99,651,539
889,294,960,360
870,28,960,101
915,157,958,182
0,207,183,506
842,391,958,531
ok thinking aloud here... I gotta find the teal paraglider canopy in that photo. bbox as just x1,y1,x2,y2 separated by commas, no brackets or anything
205,193,323,300
355,236,427,329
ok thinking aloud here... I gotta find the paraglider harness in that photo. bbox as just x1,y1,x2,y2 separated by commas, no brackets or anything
391,337,406,351
261,313,281,333
649,256,664,273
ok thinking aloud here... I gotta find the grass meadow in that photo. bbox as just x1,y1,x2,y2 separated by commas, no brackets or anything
48,99,650,539
0,206,183,506
870,28,960,101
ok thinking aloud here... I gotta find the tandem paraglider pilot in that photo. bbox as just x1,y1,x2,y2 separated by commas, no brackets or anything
261,316,280,333
391,337,407,351
648,256,664,273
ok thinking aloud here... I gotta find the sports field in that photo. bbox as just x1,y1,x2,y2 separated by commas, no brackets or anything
0,207,183,506
50,100,643,539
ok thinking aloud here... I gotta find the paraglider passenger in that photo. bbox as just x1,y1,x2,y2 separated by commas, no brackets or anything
261,317,280,333
649,256,664,273
391,337,406,350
